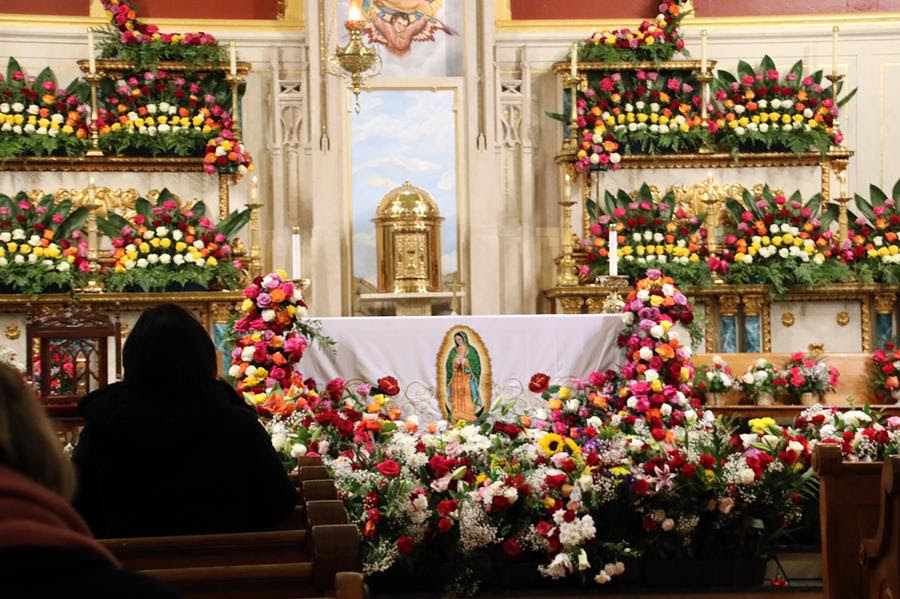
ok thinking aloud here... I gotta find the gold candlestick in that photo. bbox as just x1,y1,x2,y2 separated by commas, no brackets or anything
696,70,714,153
247,176,263,278
825,72,845,149
561,73,585,156
226,72,244,142
556,169,580,287
83,72,104,157
82,178,104,293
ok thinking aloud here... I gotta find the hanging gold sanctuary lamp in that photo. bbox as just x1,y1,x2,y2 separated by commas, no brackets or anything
328,0,382,113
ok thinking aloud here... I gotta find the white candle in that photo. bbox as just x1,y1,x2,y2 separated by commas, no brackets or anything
229,41,237,77
291,227,302,280
564,172,572,201
700,29,708,74
832,26,839,77
349,0,362,22
570,42,578,78
839,170,848,198
250,175,258,203
88,29,96,74
608,226,618,277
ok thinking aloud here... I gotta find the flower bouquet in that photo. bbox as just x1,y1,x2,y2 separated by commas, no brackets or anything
581,183,711,286
795,404,900,462
776,352,839,405
97,188,248,292
833,180,900,285
712,56,856,155
719,186,850,295
571,70,706,172
95,70,250,175
694,356,734,406
96,0,226,68
578,1,689,63
0,192,89,295
871,343,900,404
735,359,779,406
0,58,89,159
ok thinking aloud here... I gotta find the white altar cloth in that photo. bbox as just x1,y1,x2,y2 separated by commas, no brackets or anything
298,314,624,423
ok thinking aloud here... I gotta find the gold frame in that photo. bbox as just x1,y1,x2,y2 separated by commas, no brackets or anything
345,82,467,317
435,325,494,422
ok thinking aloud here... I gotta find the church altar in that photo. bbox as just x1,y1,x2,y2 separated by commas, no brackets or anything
298,314,625,423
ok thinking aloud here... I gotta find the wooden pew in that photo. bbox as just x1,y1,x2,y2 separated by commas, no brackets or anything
859,455,900,599
814,443,884,599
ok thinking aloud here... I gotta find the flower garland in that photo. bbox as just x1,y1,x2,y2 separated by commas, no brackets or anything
97,189,248,292
0,192,89,295
0,59,89,159
229,271,310,395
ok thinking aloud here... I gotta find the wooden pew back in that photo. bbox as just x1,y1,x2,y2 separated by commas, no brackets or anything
860,455,900,599
814,444,884,599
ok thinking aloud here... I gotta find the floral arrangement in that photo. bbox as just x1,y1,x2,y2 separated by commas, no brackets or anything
31,344,79,397
735,359,779,403
97,189,248,292
695,356,734,396
572,69,705,172
95,70,250,175
871,343,900,404
228,271,310,395
0,59,89,159
0,192,89,295
249,270,840,591
712,56,855,155
795,404,900,462
578,1,689,63
0,346,24,372
719,186,850,295
834,180,900,285
581,184,710,286
96,0,225,68
775,352,839,402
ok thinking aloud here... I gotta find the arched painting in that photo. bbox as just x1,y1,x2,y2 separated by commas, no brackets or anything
435,325,492,422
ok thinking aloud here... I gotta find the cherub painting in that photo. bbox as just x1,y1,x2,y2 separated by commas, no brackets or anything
436,326,492,422
362,0,456,58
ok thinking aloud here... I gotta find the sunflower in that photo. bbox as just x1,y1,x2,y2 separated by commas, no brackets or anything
538,433,565,455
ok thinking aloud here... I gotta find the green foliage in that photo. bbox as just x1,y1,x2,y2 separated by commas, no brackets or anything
103,261,243,293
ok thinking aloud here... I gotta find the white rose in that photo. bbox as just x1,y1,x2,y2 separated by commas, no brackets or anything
771,99,782,110
193,239,205,250
739,468,756,485
158,101,170,112
12,125,21,134
759,123,769,133
0,233,10,243
590,153,600,165
662,518,675,531
734,105,746,114
136,258,149,268
23,124,35,134
0,123,10,132
159,253,172,264
262,309,276,322
36,127,48,135
659,124,670,134
147,104,157,114
788,441,804,453
650,102,660,113
595,572,611,584
650,325,665,338
742,254,754,264
13,255,24,264
290,443,308,458
27,253,37,263
195,257,206,267
0,103,10,113
147,253,159,264
157,124,170,134
51,113,63,123
56,261,70,272
741,373,754,385
172,230,184,241
173,254,184,265
271,433,287,452
26,104,39,115
0,257,6,267
577,550,591,571
11,103,24,113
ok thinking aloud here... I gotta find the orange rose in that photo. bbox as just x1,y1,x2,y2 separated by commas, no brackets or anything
270,288,286,303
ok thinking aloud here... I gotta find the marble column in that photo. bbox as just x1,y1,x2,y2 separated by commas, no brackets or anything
742,296,768,353
875,293,898,348
718,294,741,353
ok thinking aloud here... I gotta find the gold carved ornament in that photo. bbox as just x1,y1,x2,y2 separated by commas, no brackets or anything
3,325,20,340
836,311,851,327
781,313,795,328
718,295,741,317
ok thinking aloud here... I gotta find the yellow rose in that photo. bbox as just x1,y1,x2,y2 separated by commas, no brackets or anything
241,298,254,312
558,387,571,400
176,242,187,252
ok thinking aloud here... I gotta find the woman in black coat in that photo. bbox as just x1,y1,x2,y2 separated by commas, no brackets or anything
73,303,297,538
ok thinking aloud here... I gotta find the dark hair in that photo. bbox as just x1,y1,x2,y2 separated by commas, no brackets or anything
0,363,75,499
123,303,217,391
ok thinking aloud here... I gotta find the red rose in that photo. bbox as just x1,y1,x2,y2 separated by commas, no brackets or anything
544,473,567,489
699,453,716,469
377,376,400,396
535,521,553,537
437,499,458,517
326,377,345,397
376,459,400,477
396,535,414,555
428,455,450,477
437,517,454,533
503,538,521,557
491,495,510,511
529,373,551,394
651,428,667,441
680,463,697,478
632,479,650,495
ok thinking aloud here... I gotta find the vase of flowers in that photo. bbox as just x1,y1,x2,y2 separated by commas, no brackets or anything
696,356,733,406
870,343,900,404
776,352,839,405
735,358,778,405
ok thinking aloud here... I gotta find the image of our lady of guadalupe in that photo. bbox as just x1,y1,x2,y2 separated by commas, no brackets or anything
445,331,482,421
362,0,456,57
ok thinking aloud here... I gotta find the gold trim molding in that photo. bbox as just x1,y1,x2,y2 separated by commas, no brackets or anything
0,156,207,173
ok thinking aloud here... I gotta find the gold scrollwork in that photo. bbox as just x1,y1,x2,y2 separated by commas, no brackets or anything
3,325,20,340
874,294,897,315
836,311,851,327
718,295,741,317
781,312,795,328
28,187,193,221
742,296,766,317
